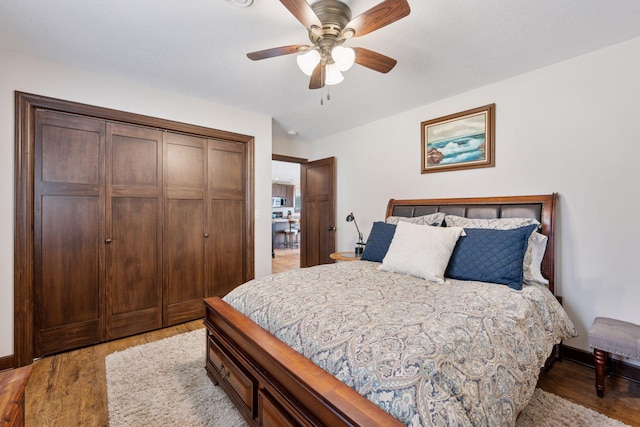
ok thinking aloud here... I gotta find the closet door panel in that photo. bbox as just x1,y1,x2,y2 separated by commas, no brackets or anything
209,144,244,196
210,199,244,296
111,134,158,187
164,133,207,325
208,139,246,296
34,110,105,357
36,196,103,355
106,123,163,340
165,199,205,324
106,198,160,338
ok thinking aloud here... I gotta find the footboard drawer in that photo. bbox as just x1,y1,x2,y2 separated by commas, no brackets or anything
204,296,404,427
207,334,255,419
259,389,296,427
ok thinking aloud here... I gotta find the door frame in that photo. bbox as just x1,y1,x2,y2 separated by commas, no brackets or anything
272,154,307,267
14,92,255,366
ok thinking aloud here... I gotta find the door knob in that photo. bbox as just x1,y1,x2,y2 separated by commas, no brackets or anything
105,238,112,244
327,226,336,231
204,233,209,238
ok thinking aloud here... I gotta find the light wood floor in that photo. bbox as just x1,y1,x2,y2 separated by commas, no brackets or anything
272,247,300,274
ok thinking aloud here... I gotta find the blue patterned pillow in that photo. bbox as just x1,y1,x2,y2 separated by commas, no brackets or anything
361,222,396,262
445,224,537,290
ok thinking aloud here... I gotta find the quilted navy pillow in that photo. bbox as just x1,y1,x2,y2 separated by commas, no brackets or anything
445,224,537,290
361,222,396,262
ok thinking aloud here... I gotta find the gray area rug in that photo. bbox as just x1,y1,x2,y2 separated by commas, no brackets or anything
106,329,629,427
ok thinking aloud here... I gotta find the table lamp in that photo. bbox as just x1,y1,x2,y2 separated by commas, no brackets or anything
346,212,365,256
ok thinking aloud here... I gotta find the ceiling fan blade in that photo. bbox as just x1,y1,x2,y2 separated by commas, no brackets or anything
345,0,410,38
353,47,397,73
247,45,310,61
309,63,325,89
280,0,322,29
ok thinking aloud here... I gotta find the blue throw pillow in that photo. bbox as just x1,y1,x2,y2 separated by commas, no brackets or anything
445,224,537,290
361,222,397,262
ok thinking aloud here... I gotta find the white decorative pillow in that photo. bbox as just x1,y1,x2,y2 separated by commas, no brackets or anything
444,215,547,285
386,212,446,227
379,221,464,283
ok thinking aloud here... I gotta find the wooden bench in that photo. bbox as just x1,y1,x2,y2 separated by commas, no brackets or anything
588,317,640,397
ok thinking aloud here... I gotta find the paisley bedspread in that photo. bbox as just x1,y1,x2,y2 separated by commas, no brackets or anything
223,261,577,426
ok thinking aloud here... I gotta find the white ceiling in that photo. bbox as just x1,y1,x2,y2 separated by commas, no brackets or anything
2,0,640,142
272,160,300,186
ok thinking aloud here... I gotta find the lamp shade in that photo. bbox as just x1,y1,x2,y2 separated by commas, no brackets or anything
325,63,344,85
296,49,321,76
332,46,355,72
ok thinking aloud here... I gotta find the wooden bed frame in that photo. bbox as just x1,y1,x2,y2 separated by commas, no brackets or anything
204,194,558,426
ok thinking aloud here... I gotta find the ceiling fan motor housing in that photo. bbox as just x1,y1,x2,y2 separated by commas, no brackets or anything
309,0,353,59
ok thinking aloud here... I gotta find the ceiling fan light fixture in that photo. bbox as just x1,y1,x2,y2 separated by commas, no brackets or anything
331,46,355,71
325,63,344,85
297,49,321,76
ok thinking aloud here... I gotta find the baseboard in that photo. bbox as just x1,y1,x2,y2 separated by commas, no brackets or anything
0,354,13,371
562,344,640,383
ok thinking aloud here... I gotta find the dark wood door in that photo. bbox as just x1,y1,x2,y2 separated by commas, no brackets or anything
105,123,163,340
208,139,247,296
34,110,106,357
163,133,207,325
300,157,336,267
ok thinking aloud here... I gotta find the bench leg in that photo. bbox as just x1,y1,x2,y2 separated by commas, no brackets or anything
593,349,608,398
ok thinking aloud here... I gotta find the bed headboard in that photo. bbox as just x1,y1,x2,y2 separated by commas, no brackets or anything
385,194,558,294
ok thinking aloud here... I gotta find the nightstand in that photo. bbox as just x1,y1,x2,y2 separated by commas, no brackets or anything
329,252,361,261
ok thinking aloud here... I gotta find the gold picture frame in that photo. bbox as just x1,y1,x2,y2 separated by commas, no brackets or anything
421,104,495,174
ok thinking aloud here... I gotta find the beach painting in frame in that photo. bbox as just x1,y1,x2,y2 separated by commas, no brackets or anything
421,104,495,173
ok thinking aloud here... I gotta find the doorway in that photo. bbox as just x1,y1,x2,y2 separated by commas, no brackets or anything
272,155,304,273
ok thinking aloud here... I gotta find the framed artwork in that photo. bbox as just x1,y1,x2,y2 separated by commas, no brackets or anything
421,103,495,174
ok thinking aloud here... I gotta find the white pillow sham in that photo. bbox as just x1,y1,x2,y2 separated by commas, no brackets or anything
527,232,549,285
385,212,446,227
379,221,463,283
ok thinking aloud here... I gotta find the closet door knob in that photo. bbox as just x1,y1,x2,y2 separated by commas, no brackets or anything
204,233,209,238
105,238,112,244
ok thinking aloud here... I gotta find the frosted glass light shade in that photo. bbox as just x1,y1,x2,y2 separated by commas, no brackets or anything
331,46,355,71
325,63,344,85
296,50,321,76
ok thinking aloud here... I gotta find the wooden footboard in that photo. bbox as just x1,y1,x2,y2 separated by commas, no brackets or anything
204,296,403,427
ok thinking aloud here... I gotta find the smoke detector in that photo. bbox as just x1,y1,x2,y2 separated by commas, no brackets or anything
225,0,254,7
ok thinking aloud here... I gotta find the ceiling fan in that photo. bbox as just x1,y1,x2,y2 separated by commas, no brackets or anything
247,0,411,90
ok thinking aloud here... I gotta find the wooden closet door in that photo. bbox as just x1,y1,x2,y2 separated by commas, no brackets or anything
208,139,247,296
163,133,207,325
33,110,106,357
105,123,163,340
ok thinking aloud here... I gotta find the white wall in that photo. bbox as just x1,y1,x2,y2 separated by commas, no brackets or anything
0,48,274,358
309,36,640,356
273,133,311,159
